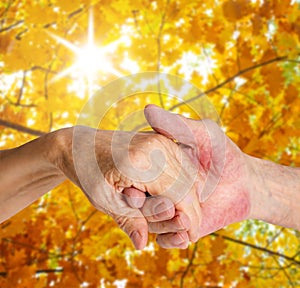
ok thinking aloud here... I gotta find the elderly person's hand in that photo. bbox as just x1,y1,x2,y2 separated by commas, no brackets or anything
132,105,300,249
58,126,200,249
143,105,251,248
0,123,199,250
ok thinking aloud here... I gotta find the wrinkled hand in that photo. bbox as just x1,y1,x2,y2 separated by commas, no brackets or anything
131,105,252,248
56,125,198,249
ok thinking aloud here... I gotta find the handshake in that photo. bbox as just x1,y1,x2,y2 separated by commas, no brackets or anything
66,104,299,249
69,104,246,249
1,105,298,249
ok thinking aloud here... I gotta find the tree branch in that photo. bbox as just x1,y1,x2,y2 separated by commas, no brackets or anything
44,62,53,132
213,232,300,266
70,209,98,284
169,55,288,111
36,268,64,274
16,70,26,105
155,0,170,109
180,242,198,288
0,268,63,277
2,238,68,258
0,20,24,33
31,66,58,75
132,55,290,132
271,254,295,287
131,10,143,37
0,119,45,137
5,98,36,108
3,6,85,39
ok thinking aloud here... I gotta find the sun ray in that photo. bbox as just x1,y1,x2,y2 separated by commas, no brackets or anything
88,9,94,47
48,9,123,98
48,32,81,54
49,64,77,83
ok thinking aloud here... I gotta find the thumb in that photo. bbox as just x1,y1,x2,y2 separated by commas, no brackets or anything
144,104,226,203
144,104,198,147
115,213,148,250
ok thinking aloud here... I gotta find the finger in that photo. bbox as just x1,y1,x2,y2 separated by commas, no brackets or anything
171,187,202,242
148,211,191,234
145,104,226,203
115,213,148,250
140,196,175,222
110,192,149,250
144,104,199,147
156,231,189,249
123,187,146,209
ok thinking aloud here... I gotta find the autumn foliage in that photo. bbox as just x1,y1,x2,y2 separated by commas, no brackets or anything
1,0,300,287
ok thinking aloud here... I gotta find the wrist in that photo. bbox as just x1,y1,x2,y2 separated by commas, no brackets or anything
44,127,77,180
44,127,73,167
0,129,68,222
48,126,113,187
247,155,300,230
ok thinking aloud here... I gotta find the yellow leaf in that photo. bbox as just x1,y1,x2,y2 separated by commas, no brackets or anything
7,249,27,269
222,0,250,22
0,32,14,54
211,237,227,258
261,64,284,97
285,84,298,104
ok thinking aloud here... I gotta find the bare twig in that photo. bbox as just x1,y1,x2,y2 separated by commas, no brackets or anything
132,10,142,37
0,0,13,18
6,98,36,108
132,55,291,132
1,238,68,258
169,55,288,111
180,242,198,288
0,20,24,33
68,188,79,223
265,227,285,248
213,232,300,266
155,0,170,109
16,70,27,105
271,254,295,287
44,63,53,132
70,209,98,284
219,85,235,119
0,119,45,136
0,268,64,277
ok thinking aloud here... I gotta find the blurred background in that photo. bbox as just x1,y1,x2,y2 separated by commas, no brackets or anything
1,0,300,287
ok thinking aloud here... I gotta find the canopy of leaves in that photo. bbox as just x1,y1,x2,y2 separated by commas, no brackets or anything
1,0,300,287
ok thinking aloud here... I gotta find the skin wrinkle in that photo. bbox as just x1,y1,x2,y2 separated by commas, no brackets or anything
247,156,300,230
2,104,300,251
144,105,255,245
123,105,300,247
148,212,188,233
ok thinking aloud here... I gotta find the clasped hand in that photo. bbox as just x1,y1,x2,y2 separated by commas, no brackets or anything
57,105,252,249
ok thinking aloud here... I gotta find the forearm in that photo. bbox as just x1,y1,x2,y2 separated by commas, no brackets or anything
248,155,300,230
0,130,66,222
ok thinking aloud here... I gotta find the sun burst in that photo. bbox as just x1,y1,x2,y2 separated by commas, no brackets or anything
49,10,122,97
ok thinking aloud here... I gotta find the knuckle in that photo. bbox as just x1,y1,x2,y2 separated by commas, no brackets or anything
115,216,132,236
115,215,128,230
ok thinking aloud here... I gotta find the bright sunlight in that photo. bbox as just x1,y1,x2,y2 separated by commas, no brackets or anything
48,10,124,97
